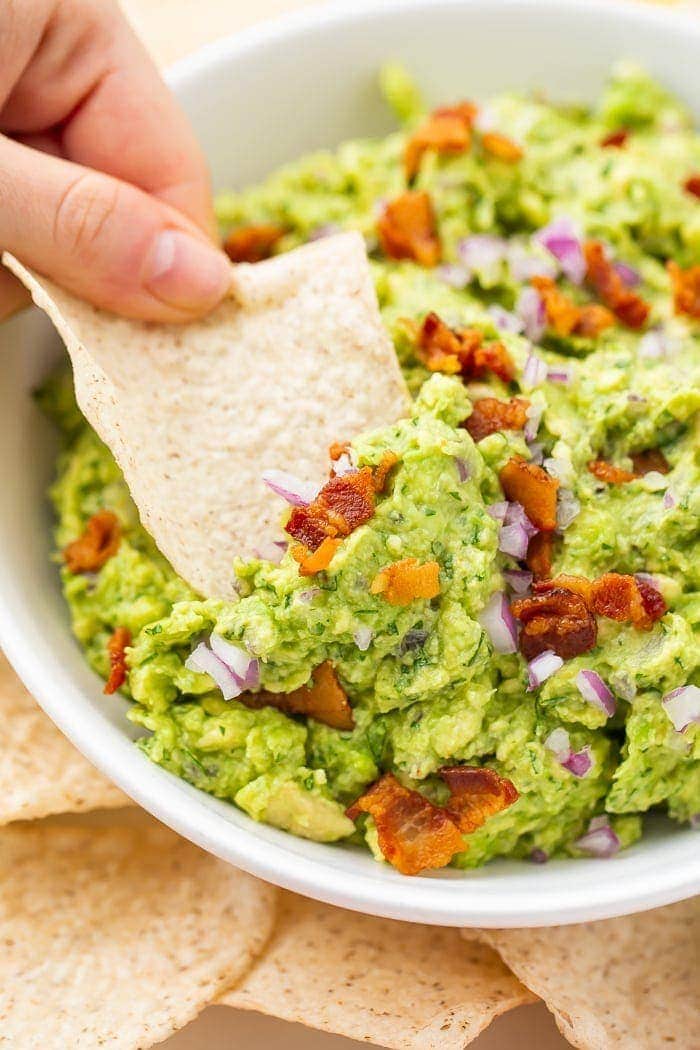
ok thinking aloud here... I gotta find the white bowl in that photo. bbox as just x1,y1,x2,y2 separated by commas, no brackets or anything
1,0,698,927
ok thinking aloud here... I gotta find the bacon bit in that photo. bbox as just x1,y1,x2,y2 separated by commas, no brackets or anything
630,448,670,476
499,457,559,531
346,765,517,875
667,261,700,319
372,451,399,493
526,532,555,581
536,572,667,631
370,558,440,606
346,773,465,875
439,766,518,834
600,127,629,148
531,277,615,338
684,175,700,199
482,131,523,162
63,511,121,574
587,459,636,484
223,223,286,263
416,312,515,382
290,537,341,576
243,661,354,730
377,191,441,267
287,469,378,551
511,589,597,661
104,627,131,695
575,303,616,337
584,241,650,329
404,104,475,181
464,397,530,443
329,440,350,461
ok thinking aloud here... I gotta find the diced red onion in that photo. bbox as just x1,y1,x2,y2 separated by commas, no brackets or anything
185,642,243,700
332,452,357,477
504,502,539,538
613,260,641,287
399,627,430,653
488,304,524,334
527,441,544,465
477,592,518,654
262,469,318,507
516,287,546,342
575,818,620,858
503,568,533,595
562,745,593,778
634,572,658,590
297,587,322,604
627,392,647,404
487,501,509,523
436,263,471,289
547,367,572,385
610,671,637,703
638,328,667,360
454,456,471,482
474,105,496,132
556,489,581,530
499,523,531,559
662,685,700,733
576,670,616,717
457,234,507,282
545,727,571,763
544,457,572,484
663,489,677,510
524,402,544,443
353,626,374,651
253,539,288,563
308,223,341,241
210,633,260,689
530,848,549,864
522,350,548,389
527,650,563,690
534,216,586,285
507,242,558,282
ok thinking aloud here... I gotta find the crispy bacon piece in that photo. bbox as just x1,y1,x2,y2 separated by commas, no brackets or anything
584,241,650,329
464,397,530,443
377,191,441,267
587,459,636,484
416,312,515,382
243,661,354,730
290,537,341,576
667,261,700,319
63,511,121,574
372,451,399,493
575,303,616,337
600,128,629,148
346,766,518,875
223,223,286,263
104,627,131,695
346,774,465,875
404,103,475,181
439,766,518,834
531,277,615,338
287,468,378,551
500,457,559,531
370,558,440,606
329,440,350,461
526,532,555,581
630,448,670,476
684,175,700,199
511,589,597,661
482,131,523,162
536,572,667,631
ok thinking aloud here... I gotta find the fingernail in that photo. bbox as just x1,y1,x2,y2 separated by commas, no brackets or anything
142,229,231,312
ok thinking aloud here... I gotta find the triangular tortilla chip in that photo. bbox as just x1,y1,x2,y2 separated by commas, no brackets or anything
0,817,278,1048
222,892,535,1048
472,898,700,1050
4,234,409,598
0,651,128,823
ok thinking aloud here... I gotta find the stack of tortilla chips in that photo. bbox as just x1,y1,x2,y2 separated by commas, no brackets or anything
0,652,696,1048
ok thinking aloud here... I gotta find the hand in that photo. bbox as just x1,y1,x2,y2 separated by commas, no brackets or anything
0,0,231,323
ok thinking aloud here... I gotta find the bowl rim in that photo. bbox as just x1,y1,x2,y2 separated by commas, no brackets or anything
1,0,699,927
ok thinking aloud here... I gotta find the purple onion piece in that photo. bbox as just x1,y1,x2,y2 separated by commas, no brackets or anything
527,650,563,690
487,501,509,523
498,522,531,560
575,819,620,858
185,642,243,701
210,633,259,689
262,469,318,507
488,304,524,334
534,216,586,285
504,502,539,538
308,223,341,241
544,727,571,762
546,367,572,385
478,592,518,655
612,260,641,287
297,587,322,604
457,234,508,281
524,403,543,443
502,568,533,595
353,626,374,652
638,328,667,360
662,685,700,733
530,848,549,864
663,489,677,510
516,287,546,342
562,745,593,778
522,350,548,389
436,263,471,289
575,670,616,717
527,441,545,465
508,242,558,282
556,490,581,531
454,456,471,482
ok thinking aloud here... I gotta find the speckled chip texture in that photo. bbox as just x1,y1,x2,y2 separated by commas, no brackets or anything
472,897,700,1050
0,652,128,823
222,891,535,1048
4,235,409,598
0,818,278,1049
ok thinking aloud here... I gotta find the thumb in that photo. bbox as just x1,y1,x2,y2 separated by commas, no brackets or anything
0,136,232,322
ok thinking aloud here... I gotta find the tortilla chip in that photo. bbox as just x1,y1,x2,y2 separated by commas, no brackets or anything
0,818,278,1048
473,898,699,1049
0,651,128,823
222,892,535,1048
4,234,409,598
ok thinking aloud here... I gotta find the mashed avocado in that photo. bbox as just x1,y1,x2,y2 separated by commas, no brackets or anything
43,65,699,869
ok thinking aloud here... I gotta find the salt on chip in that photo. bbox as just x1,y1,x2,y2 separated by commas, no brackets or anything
0,651,128,823
0,818,278,1049
4,234,410,598
472,898,699,1050
222,891,535,1048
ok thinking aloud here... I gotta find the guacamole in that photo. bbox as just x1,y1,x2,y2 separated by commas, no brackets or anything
43,64,699,871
